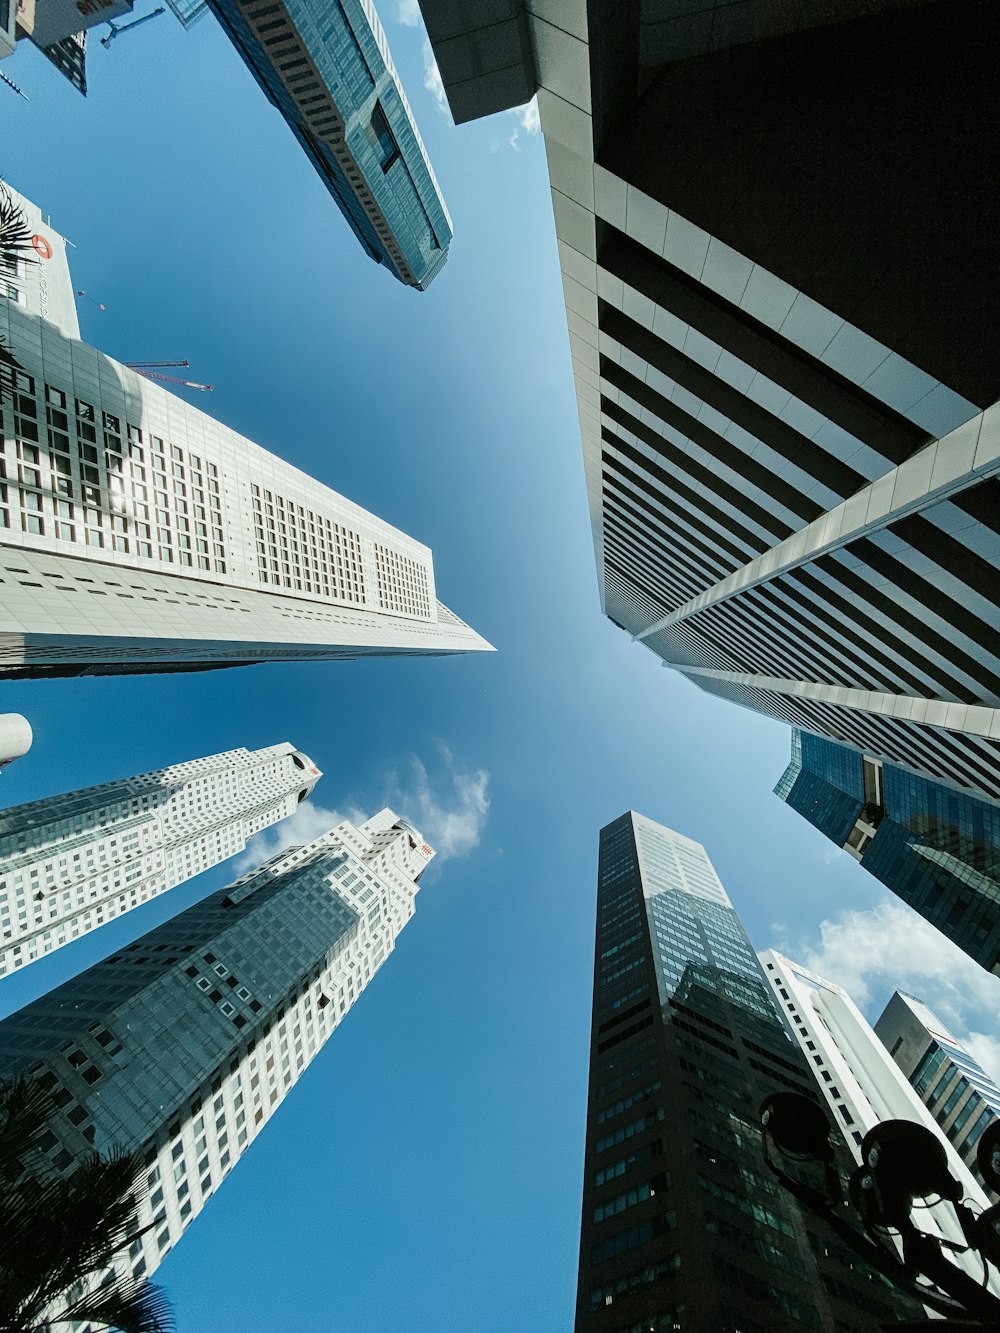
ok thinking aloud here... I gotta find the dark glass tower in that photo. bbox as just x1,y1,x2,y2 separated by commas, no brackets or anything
777,729,1000,975
575,812,917,1332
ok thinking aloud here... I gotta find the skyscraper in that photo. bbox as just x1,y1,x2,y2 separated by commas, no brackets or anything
759,952,996,1279
204,0,451,288
776,729,1000,975
0,742,320,978
576,811,914,1331
0,808,432,1286
875,990,1000,1200
0,184,490,677
419,0,1000,802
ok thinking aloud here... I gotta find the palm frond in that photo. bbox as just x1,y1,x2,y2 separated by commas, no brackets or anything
0,1074,56,1182
56,1274,175,1333
0,181,38,265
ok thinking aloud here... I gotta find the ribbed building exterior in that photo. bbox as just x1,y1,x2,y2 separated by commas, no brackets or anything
0,185,489,677
207,0,451,288
420,0,1000,801
0,742,320,978
575,812,914,1332
0,808,433,1290
875,990,1000,1201
776,729,1000,975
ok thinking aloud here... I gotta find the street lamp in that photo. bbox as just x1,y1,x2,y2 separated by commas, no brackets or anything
760,1092,1000,1329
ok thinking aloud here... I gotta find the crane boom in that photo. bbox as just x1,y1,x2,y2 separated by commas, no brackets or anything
132,369,213,391
124,360,190,369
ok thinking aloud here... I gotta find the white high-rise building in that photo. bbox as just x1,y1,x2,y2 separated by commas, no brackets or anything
0,183,491,677
0,742,321,978
759,949,997,1286
0,809,432,1293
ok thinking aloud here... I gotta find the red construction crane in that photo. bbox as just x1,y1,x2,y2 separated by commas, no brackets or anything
123,360,214,392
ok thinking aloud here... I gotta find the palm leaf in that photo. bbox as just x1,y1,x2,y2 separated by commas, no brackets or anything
0,181,37,269
55,1273,175,1333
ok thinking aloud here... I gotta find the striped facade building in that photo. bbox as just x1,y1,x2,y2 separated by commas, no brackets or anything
419,0,1000,802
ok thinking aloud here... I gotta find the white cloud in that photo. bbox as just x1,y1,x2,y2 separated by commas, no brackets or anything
422,39,449,118
232,747,489,879
796,899,1000,1080
396,0,421,26
387,745,490,861
506,97,540,151
964,1032,1000,1083
234,800,362,874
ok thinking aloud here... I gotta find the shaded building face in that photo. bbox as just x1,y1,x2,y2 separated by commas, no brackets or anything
576,811,916,1332
419,0,1000,802
777,730,1000,975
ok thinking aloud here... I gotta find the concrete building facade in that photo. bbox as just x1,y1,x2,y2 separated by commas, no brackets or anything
0,741,320,978
0,184,490,676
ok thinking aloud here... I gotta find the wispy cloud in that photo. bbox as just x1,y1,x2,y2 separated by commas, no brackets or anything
387,744,490,860
395,0,421,26
794,900,1000,1079
234,800,362,874
422,39,450,118
506,97,540,151
232,747,489,877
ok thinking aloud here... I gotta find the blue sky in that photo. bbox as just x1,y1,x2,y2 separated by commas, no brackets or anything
2,6,1000,1331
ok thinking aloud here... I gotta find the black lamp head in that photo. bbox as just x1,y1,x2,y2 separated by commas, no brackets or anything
976,1120,1000,1195
969,1200,1000,1267
761,1092,834,1163
860,1119,960,1207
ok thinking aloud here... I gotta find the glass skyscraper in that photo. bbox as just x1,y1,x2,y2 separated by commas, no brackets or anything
0,808,433,1287
576,812,915,1331
776,728,1000,975
0,741,320,978
875,991,1000,1201
206,0,451,289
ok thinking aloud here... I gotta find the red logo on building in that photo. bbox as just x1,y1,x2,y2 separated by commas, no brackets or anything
31,236,53,260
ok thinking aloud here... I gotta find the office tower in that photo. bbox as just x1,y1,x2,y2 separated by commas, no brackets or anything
759,952,996,1278
419,0,1000,802
203,0,451,289
0,808,432,1285
0,712,32,769
776,729,1000,975
575,811,915,1331
0,742,321,979
0,0,99,94
875,990,1000,1199
0,184,490,677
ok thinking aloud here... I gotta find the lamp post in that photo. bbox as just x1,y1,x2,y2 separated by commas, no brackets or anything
760,1093,1000,1329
